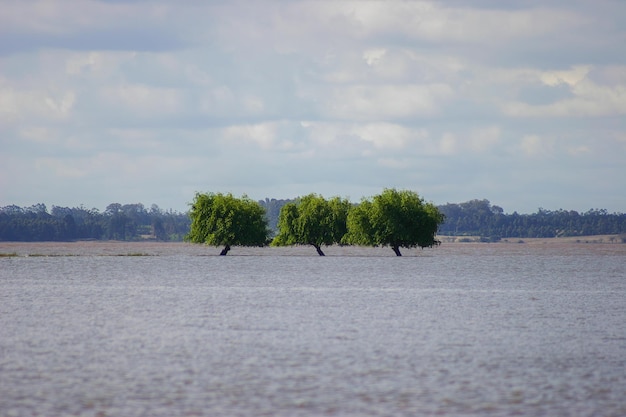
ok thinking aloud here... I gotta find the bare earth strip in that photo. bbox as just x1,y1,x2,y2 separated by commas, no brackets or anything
439,234,625,245
0,235,624,257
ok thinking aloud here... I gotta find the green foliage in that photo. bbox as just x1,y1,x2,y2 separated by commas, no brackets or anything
342,200,373,246
4,196,624,244
272,194,351,255
437,200,626,239
344,189,444,256
0,203,189,242
185,192,270,254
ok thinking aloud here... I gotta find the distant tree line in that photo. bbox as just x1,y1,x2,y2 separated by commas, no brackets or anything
0,203,190,242
262,198,626,241
3,198,625,243
437,199,626,241
258,198,292,233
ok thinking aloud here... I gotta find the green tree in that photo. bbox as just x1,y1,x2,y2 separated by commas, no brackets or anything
185,192,270,255
272,194,351,256
344,188,444,256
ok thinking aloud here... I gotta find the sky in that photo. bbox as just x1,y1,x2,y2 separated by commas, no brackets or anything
1,0,625,214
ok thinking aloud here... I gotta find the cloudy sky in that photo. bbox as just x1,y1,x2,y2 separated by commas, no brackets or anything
1,0,625,214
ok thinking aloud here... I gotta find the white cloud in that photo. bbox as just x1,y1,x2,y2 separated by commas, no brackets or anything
435,127,501,155
0,84,18,123
0,84,75,123
540,65,591,87
100,83,182,116
35,157,86,179
301,121,430,158
0,0,169,36
352,123,414,149
242,95,265,114
45,91,75,116
490,65,626,118
324,83,454,120
356,48,467,84
520,135,551,157
223,123,276,149
1,0,625,213
377,157,410,169
18,127,58,144
467,126,501,152
567,145,590,156
65,51,104,75
297,122,363,158
596,66,626,84
519,134,604,160
311,2,585,43
64,51,137,78
503,80,626,118
439,133,457,155
363,48,387,67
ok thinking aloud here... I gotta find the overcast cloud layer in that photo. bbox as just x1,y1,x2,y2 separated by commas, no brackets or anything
1,0,625,213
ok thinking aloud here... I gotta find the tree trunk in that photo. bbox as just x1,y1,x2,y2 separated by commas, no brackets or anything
313,244,325,256
392,245,402,256
220,244,231,256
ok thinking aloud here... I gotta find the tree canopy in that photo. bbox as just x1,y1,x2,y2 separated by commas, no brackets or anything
185,192,270,255
437,199,626,240
343,188,445,256
272,194,351,256
5,194,623,245
0,203,189,242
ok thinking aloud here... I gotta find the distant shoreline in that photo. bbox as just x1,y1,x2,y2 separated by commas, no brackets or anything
0,234,624,246
438,234,625,244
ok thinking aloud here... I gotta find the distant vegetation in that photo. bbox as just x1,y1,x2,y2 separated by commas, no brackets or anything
262,198,626,242
1,197,625,243
0,203,190,242
436,199,626,241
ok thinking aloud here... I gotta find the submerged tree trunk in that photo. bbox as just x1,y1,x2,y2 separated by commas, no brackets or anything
220,244,231,256
313,244,325,256
392,245,402,256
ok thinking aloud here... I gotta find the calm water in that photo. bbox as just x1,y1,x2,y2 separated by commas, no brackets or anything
1,242,625,416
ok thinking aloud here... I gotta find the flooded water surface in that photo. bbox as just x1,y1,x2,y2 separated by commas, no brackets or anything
1,242,625,416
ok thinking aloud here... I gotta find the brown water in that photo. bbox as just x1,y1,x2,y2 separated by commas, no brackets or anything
1,242,625,416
